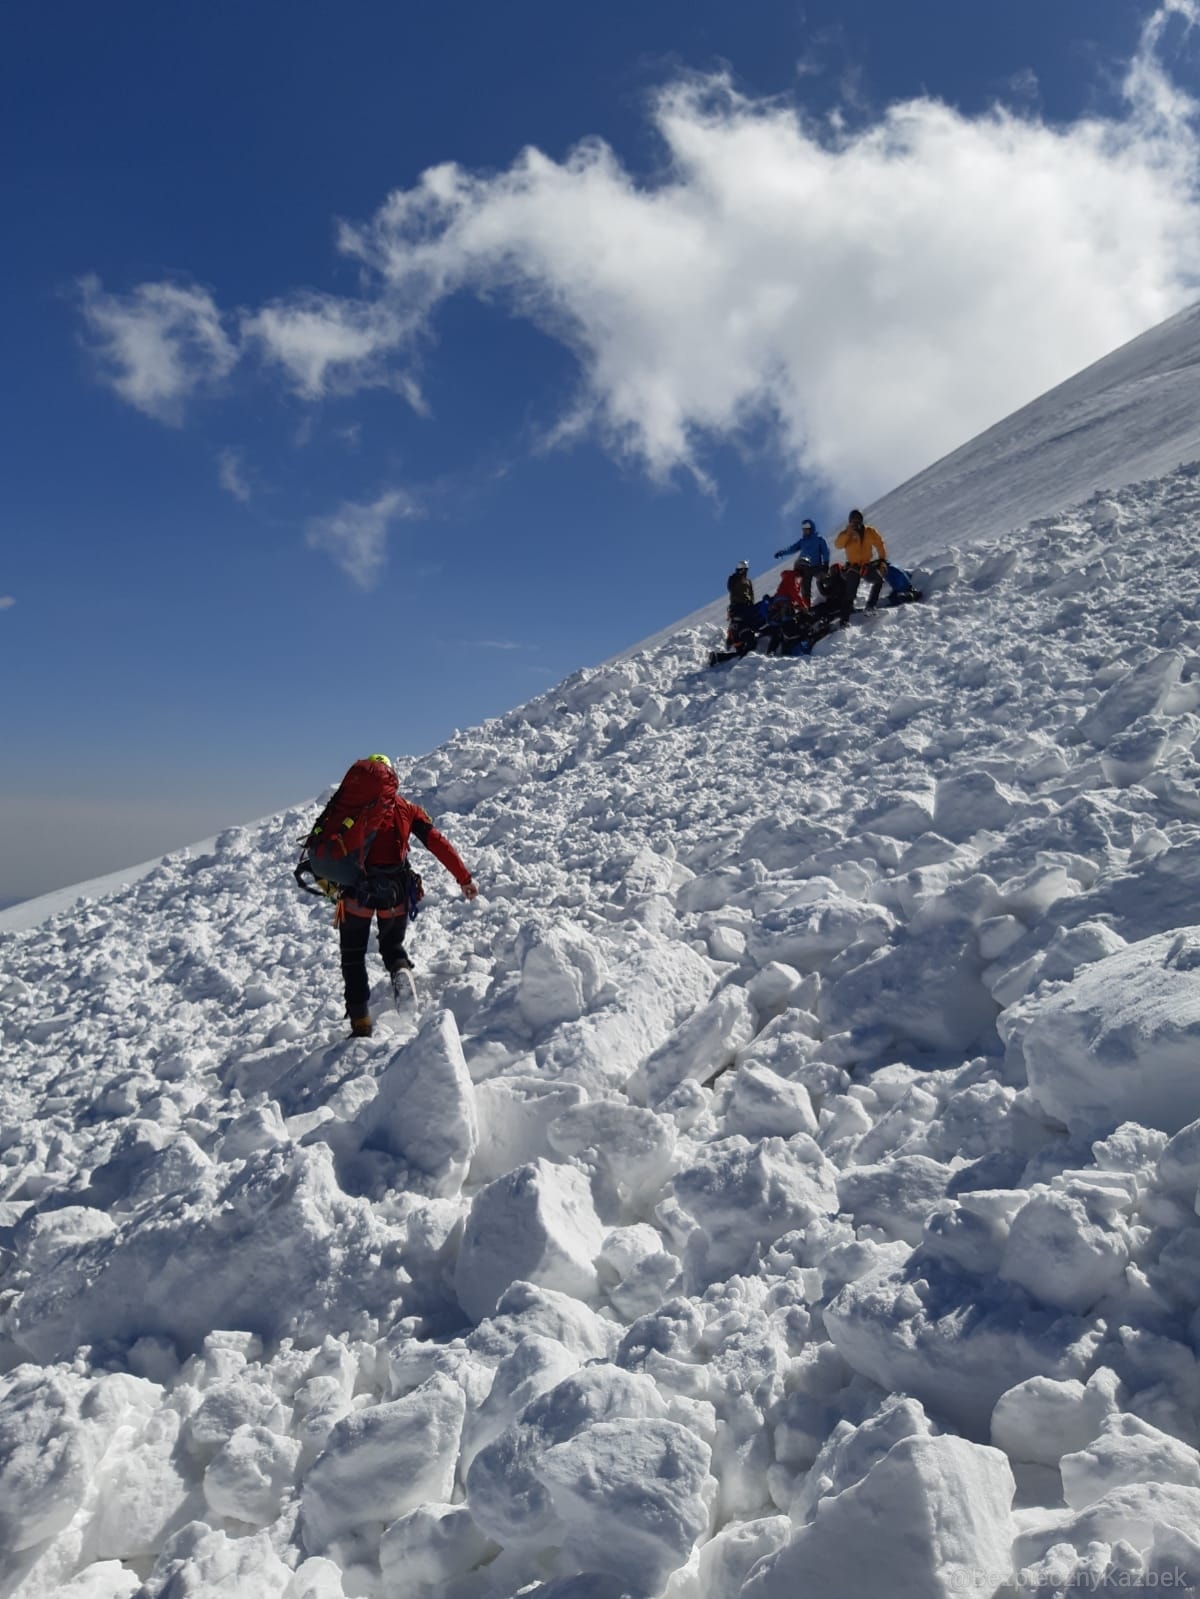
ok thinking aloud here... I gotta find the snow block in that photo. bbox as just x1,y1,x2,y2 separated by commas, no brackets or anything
547,1100,678,1220
1100,715,1170,787
741,1434,1015,1599
633,984,757,1105
664,1515,790,1599
854,793,935,841
744,892,894,974
1012,1482,1200,1581
516,924,608,1032
465,1364,670,1550
355,1009,477,1196
0,1369,99,1552
837,1156,954,1246
379,1502,497,1599
725,1063,818,1141
825,1256,1101,1437
668,1135,838,1285
538,1418,714,1590
470,1076,587,1186
932,771,1019,841
203,1423,301,1525
990,1373,1118,1467
455,1159,606,1323
1158,1117,1200,1192
823,916,999,1057
1014,928,1200,1136
1060,1413,1200,1508
535,941,714,1096
300,1373,466,1554
1078,650,1183,746
998,1188,1130,1314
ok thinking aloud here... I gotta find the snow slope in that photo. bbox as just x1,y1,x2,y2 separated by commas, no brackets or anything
9,346,1200,1594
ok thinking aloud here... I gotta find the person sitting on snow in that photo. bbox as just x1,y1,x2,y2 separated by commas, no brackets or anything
774,519,830,603
811,562,852,626
833,509,891,619
775,562,811,612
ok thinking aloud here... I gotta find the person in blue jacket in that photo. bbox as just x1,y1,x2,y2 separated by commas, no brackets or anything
774,519,830,603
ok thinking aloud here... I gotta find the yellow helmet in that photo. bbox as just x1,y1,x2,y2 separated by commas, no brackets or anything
366,753,394,769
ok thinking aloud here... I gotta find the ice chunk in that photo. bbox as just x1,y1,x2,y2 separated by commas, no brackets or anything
379,1503,497,1599
516,924,608,1031
632,984,757,1105
203,1423,301,1525
455,1159,606,1323
826,1257,1101,1435
1078,651,1182,746
1015,928,1200,1135
466,1364,669,1549
354,1009,477,1197
742,1434,1015,1599
547,1100,677,1220
724,1063,818,1141
300,1373,466,1554
933,771,1019,840
1060,1412,1200,1508
837,1156,954,1245
668,1135,838,1286
538,1418,714,1590
470,1077,587,1185
991,1372,1120,1466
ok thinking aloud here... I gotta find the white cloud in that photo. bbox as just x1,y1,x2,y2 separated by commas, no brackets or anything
217,447,251,503
79,276,238,422
0,596,14,610
324,0,1200,500
306,488,420,587
80,5,1200,503
243,294,427,412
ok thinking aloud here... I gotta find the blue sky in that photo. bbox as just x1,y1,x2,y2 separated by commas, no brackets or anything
3,0,1200,902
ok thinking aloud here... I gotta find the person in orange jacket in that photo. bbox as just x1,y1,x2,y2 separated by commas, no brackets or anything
834,509,888,620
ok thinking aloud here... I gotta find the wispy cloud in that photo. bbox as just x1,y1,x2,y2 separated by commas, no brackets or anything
243,294,428,412
217,447,251,503
472,638,531,650
0,596,14,611
79,276,237,422
306,488,421,588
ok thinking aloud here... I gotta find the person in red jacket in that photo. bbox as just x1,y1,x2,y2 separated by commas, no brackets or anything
303,754,477,1036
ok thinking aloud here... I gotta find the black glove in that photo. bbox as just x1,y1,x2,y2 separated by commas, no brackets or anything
773,549,786,559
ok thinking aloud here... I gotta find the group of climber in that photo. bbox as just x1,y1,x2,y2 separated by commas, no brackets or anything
711,510,920,665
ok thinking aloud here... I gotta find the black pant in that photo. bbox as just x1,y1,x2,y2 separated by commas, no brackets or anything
842,564,884,620
339,912,408,1016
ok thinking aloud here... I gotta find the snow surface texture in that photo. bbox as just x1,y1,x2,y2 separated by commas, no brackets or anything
11,474,1200,1590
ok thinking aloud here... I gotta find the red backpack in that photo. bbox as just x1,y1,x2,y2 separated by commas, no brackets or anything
295,759,399,895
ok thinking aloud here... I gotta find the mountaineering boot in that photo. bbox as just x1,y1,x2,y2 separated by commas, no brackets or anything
350,1013,373,1038
390,957,417,1008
